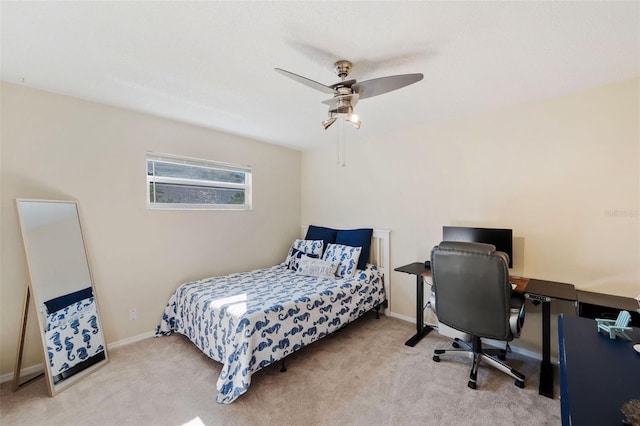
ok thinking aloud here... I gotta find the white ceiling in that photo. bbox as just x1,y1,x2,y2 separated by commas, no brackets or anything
2,1,639,151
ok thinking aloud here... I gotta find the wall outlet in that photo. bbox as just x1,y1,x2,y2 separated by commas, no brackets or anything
128,308,137,321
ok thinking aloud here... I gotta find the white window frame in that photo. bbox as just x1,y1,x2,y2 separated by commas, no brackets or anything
146,152,252,210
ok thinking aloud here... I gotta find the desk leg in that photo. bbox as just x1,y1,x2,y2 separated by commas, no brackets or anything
405,274,433,347
539,300,554,398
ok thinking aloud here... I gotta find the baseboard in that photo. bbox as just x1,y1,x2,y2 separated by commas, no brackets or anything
388,311,440,329
0,363,44,385
108,330,155,350
0,330,155,384
388,311,415,323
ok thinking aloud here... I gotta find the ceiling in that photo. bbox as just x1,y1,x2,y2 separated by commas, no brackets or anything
2,2,639,151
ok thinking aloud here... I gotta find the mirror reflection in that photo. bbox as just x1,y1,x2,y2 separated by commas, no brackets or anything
16,199,108,395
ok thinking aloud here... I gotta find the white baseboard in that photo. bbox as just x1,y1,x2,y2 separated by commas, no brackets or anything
0,330,155,384
0,363,44,385
108,330,155,350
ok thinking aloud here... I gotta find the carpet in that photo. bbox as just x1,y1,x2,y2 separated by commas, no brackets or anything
0,313,560,425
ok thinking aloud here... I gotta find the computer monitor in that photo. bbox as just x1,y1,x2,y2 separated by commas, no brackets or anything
442,226,513,268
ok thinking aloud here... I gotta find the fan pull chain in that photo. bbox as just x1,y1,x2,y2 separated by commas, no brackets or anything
341,120,346,167
336,118,340,166
335,115,347,167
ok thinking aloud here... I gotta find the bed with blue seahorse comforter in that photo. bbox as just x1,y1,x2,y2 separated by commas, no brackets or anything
45,296,105,377
156,263,385,403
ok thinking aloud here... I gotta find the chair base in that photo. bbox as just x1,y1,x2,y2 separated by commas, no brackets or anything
433,337,525,389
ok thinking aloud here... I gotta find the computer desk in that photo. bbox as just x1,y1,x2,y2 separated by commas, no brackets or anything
395,261,576,399
393,262,435,346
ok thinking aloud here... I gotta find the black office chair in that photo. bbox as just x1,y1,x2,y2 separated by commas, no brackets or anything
430,241,526,389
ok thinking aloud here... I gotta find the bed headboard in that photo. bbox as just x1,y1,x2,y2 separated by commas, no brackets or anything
301,226,390,315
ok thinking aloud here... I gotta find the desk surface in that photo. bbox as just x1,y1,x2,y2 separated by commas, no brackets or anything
526,279,576,301
558,315,640,426
577,289,640,311
394,262,429,276
395,262,533,294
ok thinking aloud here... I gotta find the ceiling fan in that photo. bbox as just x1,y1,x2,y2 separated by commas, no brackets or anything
275,60,423,130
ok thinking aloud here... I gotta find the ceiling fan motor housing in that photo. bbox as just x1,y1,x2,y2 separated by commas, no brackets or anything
334,60,352,80
330,100,354,115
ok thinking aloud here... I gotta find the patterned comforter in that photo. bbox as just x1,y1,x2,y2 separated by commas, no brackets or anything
45,297,105,377
156,263,385,403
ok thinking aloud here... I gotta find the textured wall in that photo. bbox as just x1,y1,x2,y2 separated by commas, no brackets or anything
301,77,640,356
0,82,301,376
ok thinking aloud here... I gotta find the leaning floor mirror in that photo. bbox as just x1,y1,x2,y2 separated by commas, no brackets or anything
14,199,108,396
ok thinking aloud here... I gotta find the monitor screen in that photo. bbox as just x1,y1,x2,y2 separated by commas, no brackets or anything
442,226,513,268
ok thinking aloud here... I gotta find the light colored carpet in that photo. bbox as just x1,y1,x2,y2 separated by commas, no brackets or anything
0,314,560,425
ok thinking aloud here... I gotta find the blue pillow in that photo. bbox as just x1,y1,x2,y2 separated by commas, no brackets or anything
305,225,338,253
44,286,93,314
335,228,373,270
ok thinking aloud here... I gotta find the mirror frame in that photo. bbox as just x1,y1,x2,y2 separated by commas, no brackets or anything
14,199,109,396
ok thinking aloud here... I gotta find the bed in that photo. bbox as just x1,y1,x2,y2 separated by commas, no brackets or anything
156,227,390,403
43,287,106,381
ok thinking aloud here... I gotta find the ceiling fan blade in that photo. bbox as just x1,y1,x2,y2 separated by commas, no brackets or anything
275,68,338,95
352,73,423,100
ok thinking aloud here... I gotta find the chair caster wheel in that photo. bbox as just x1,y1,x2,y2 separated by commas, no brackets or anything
515,380,524,389
467,381,477,389
452,342,460,348
433,355,440,362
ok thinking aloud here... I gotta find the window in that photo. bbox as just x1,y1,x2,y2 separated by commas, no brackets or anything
146,152,252,210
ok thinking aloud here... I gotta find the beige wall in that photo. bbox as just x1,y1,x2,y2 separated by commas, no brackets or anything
2,78,637,377
0,83,301,376
302,77,640,355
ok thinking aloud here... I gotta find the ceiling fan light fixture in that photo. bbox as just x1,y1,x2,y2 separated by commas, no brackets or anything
277,59,422,135
346,113,361,129
322,116,337,130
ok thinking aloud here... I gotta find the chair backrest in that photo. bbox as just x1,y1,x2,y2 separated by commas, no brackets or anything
615,310,631,327
431,241,513,341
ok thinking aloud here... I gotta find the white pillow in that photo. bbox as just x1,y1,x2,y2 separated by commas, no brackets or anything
322,243,362,278
285,239,324,268
287,248,321,271
296,257,337,278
